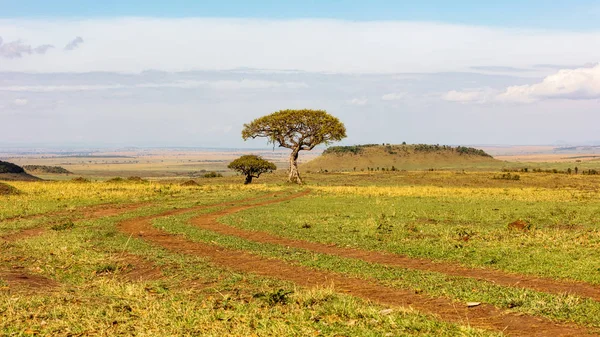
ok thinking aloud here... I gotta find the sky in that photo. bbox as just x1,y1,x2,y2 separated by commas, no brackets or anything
1,1,600,148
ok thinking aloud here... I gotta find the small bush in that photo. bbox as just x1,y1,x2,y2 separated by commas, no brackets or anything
51,221,75,231
493,173,520,181
203,172,223,178
455,227,476,241
253,289,294,306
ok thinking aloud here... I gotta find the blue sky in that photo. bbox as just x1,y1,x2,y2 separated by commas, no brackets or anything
1,1,600,147
2,0,600,29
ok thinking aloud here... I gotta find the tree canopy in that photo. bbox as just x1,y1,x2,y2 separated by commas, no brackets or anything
228,155,277,184
242,109,346,184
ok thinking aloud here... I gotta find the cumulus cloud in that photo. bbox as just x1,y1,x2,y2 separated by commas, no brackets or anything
444,63,600,104
348,98,368,106
497,63,600,103
0,36,54,58
64,36,84,51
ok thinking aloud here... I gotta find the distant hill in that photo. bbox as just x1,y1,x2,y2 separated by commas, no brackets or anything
302,144,500,172
0,161,41,181
23,165,72,174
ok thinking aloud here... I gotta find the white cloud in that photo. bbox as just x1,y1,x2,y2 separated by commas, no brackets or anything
381,92,407,101
497,63,600,103
2,18,600,73
443,63,600,104
349,98,368,106
13,98,28,106
442,89,495,104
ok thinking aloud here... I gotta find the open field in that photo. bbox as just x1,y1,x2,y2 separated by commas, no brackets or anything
0,148,322,180
3,169,600,336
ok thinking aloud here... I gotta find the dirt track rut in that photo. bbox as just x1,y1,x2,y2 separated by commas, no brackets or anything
1,202,151,242
192,200,600,303
117,191,596,337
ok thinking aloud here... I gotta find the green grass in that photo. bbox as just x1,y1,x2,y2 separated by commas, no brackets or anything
151,210,600,331
221,192,600,284
5,171,600,335
1,187,494,336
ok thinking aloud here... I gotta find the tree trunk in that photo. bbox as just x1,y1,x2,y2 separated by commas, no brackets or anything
244,175,253,184
288,149,302,184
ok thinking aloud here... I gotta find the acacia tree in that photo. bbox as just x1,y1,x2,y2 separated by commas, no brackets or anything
242,109,346,184
228,155,277,184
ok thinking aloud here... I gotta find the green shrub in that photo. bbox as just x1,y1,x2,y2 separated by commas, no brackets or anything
203,171,223,178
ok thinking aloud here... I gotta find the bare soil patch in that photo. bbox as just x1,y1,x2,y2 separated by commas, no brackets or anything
117,193,595,336
0,269,59,293
180,180,199,186
117,254,163,282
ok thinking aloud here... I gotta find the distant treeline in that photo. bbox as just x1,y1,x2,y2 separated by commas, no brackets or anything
0,161,25,174
323,144,492,157
502,167,600,175
23,165,72,174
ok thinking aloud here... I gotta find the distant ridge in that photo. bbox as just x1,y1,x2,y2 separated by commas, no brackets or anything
23,165,72,174
0,161,41,181
302,144,499,172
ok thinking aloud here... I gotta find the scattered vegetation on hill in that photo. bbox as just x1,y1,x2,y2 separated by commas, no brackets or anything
0,161,25,174
323,144,379,155
23,165,72,174
324,144,491,157
502,167,599,175
307,143,496,172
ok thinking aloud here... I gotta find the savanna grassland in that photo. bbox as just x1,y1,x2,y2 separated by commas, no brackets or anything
3,164,600,336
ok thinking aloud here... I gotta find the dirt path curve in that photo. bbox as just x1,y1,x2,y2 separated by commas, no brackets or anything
118,192,595,337
192,200,600,303
1,202,151,242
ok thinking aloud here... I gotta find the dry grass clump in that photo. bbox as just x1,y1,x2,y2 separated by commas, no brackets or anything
0,182,20,195
180,180,199,186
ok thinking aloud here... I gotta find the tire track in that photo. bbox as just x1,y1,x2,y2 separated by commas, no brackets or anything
118,191,595,337
1,202,151,243
192,200,600,303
